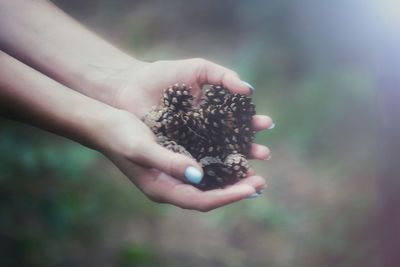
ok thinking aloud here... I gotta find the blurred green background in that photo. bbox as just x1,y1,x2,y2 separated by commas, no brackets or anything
2,1,400,266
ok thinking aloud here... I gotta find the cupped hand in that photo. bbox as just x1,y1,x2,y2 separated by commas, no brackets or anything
96,109,266,211
108,154,266,212
95,58,274,162
107,58,253,118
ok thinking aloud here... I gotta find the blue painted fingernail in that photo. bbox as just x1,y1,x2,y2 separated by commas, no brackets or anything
184,166,203,184
242,81,255,95
268,122,275,130
246,192,261,199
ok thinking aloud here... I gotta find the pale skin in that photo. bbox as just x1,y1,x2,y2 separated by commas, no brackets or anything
0,0,273,211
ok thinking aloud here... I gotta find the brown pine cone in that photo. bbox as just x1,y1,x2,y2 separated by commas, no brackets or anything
224,152,249,179
142,83,256,190
162,84,193,112
200,85,229,108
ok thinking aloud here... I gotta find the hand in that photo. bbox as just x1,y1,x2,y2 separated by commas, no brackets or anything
96,110,266,211
110,157,266,212
102,58,253,117
93,58,274,161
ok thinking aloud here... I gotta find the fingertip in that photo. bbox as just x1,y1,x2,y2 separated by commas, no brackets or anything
176,153,204,183
222,72,255,95
268,122,275,130
223,75,253,96
249,143,271,160
184,166,203,185
224,183,255,197
246,192,261,199
242,81,255,95
199,61,253,96
251,115,273,131
236,175,267,192
145,144,203,182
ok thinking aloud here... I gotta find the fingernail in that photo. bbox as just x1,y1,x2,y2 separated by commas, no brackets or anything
245,192,261,199
266,154,271,161
268,122,275,130
184,166,203,184
242,81,255,95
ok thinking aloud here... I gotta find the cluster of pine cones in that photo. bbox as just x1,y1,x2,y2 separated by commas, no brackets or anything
143,84,256,190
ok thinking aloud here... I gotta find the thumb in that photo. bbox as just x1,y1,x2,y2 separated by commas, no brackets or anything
194,59,254,95
130,142,204,185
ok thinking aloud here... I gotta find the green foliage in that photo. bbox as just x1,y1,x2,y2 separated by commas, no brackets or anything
0,120,161,266
118,243,158,267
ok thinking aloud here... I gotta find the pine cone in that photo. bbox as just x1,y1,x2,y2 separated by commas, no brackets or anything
162,84,193,112
224,152,249,179
224,93,256,119
143,83,257,190
158,112,187,142
203,106,234,139
142,107,165,133
156,135,194,159
198,157,233,190
200,85,229,108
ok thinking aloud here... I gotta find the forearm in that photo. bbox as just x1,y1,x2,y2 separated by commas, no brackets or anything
0,50,120,150
0,0,142,103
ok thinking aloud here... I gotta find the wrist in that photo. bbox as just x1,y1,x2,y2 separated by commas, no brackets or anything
81,56,149,106
87,107,138,156
75,55,145,103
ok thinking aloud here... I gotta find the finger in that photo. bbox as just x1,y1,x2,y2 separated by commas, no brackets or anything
195,59,253,95
251,115,274,131
235,175,267,192
248,143,270,160
128,141,204,185
117,159,258,211
163,182,255,211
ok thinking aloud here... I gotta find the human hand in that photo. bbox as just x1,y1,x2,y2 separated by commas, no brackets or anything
98,58,253,116
109,154,266,211
93,58,274,162
95,110,266,211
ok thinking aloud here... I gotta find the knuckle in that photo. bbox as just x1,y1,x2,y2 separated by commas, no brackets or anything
219,71,229,83
123,141,148,162
163,160,179,178
230,70,240,78
167,155,188,179
122,146,137,161
191,57,208,67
